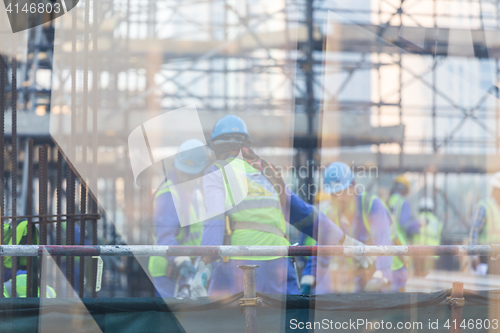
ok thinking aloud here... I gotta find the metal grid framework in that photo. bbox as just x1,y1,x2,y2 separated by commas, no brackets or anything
1,0,500,297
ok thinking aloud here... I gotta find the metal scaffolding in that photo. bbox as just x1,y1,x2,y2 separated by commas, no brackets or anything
1,0,500,297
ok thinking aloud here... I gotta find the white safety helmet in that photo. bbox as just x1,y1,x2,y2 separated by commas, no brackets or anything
419,196,434,212
491,172,500,189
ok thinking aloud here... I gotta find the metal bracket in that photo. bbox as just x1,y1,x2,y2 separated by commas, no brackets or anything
447,297,465,307
239,297,263,307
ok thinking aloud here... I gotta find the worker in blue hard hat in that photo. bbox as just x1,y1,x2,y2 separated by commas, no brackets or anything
193,115,372,296
148,139,210,297
315,162,408,292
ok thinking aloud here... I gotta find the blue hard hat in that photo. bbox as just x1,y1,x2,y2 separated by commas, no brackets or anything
211,115,250,142
323,162,354,194
174,139,210,175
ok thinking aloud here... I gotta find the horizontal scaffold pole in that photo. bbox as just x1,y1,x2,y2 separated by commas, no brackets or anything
0,245,499,257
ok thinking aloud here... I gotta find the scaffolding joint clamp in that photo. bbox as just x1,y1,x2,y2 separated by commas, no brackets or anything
239,297,263,307
447,297,465,307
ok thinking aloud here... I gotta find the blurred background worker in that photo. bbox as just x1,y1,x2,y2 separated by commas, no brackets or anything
197,115,372,296
412,197,443,276
322,162,407,293
148,139,210,297
388,175,420,240
300,192,351,295
469,172,500,275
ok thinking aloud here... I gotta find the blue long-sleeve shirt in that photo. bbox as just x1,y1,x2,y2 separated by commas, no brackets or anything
200,163,345,247
469,204,487,246
153,174,200,266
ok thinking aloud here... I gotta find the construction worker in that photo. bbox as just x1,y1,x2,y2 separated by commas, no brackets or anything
3,220,38,282
388,175,420,240
322,162,408,292
195,115,372,296
412,197,443,276
3,270,56,298
300,192,350,294
148,139,210,297
469,172,500,275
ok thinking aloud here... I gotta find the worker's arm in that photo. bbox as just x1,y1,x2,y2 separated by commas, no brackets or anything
367,198,393,282
154,192,181,267
288,189,345,244
398,200,420,237
469,204,486,246
200,164,226,246
298,233,317,294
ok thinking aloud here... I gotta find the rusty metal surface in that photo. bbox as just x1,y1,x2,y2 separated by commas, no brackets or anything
79,185,86,298
11,57,17,298
39,145,48,298
238,265,260,333
449,281,464,333
26,140,34,297
66,166,75,297
55,150,63,296
0,56,5,299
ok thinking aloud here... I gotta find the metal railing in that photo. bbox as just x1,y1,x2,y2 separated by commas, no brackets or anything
1,244,496,333
0,244,497,257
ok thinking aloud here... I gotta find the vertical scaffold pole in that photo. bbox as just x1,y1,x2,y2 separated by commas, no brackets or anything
238,265,261,333
448,281,464,333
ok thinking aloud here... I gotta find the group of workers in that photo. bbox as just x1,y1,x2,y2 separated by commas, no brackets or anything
2,114,499,298
149,114,489,298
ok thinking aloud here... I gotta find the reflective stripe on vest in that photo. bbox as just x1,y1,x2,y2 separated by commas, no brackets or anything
148,180,204,278
361,193,407,271
478,198,500,244
214,158,289,260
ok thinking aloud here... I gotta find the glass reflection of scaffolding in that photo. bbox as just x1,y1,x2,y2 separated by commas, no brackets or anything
3,0,500,296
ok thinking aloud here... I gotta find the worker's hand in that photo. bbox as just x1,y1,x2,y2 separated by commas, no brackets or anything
342,235,375,269
190,261,213,298
178,261,196,279
174,257,196,279
364,270,389,292
471,255,480,271
300,275,315,295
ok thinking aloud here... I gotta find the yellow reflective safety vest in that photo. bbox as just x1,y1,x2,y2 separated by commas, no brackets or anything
361,193,407,271
3,274,56,298
413,212,442,247
3,220,38,270
388,193,406,224
148,180,204,278
477,197,500,245
214,157,289,260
